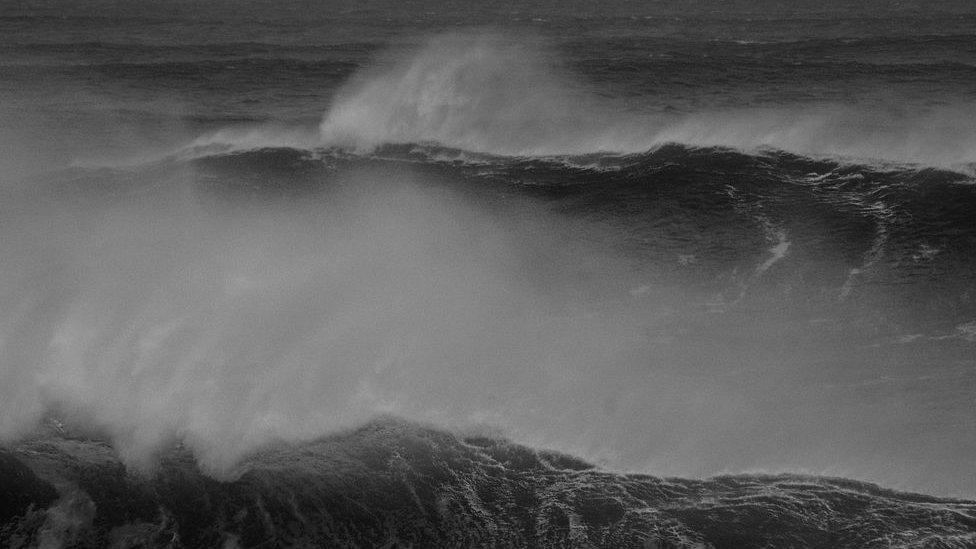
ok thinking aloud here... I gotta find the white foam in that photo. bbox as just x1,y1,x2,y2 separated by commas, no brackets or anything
756,228,791,276
840,200,896,299
310,31,976,171
179,126,320,160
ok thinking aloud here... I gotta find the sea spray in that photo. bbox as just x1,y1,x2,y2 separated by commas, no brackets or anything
0,166,655,476
315,31,976,170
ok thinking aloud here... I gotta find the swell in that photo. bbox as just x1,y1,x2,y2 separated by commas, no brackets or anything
4,138,976,499
7,33,974,61
571,33,976,65
307,32,976,168
7,30,976,168
2,419,975,548
185,143,976,326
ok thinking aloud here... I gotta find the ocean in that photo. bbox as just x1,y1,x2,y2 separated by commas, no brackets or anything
1,1,975,546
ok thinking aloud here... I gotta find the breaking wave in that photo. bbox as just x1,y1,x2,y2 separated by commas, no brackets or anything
312,32,976,170
3,418,974,548
5,137,973,493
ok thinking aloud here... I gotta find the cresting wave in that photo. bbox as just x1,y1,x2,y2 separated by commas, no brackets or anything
4,418,975,548
307,32,976,170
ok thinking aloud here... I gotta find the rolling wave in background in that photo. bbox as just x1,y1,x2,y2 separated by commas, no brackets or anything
308,33,976,169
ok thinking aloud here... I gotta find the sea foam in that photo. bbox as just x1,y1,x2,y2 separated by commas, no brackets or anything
315,31,976,171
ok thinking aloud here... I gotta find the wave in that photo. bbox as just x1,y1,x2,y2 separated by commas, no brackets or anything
3,418,975,548
312,31,976,170
318,32,642,157
4,134,976,499
181,140,973,189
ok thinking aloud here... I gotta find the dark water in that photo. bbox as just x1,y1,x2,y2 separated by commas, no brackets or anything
4,418,976,548
1,1,975,546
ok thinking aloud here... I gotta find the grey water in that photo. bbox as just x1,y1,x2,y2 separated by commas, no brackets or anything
1,0,975,503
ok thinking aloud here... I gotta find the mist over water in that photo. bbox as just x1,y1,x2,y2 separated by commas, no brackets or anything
318,33,640,156
1,140,972,497
0,161,657,477
1,2,975,504
313,32,976,170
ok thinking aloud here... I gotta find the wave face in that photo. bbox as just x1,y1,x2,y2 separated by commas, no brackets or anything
3,419,975,549
318,33,648,156
3,143,974,501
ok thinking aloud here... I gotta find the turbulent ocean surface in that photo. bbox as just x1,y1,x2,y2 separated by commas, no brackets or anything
2,0,976,546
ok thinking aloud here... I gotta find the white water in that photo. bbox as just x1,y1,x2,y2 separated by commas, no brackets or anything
0,166,663,476
2,160,969,497
312,32,976,170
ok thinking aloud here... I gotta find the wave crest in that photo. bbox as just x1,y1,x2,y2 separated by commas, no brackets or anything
318,32,650,156
315,31,976,171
